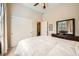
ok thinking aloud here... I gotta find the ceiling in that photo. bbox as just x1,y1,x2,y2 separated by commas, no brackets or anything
21,3,59,13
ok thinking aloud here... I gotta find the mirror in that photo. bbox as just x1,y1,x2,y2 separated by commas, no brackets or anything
56,18,75,36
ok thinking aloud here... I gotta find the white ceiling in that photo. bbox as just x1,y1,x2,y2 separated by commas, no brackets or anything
21,3,60,13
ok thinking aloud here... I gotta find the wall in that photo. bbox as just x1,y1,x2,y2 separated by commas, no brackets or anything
6,3,42,48
43,3,79,36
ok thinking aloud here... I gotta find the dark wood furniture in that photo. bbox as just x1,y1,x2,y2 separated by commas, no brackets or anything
51,34,79,42
52,18,79,42
56,18,75,36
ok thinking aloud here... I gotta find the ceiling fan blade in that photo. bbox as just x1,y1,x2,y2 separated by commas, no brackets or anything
33,3,39,6
43,3,46,9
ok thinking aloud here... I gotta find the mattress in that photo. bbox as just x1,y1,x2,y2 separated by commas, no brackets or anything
14,36,79,56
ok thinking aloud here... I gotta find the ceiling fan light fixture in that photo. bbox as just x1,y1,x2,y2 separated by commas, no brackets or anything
33,3,39,6
33,3,47,9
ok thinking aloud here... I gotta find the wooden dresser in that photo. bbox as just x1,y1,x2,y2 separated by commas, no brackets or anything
51,34,79,42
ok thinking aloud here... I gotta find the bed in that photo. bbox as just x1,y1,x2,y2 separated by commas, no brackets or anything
14,36,79,56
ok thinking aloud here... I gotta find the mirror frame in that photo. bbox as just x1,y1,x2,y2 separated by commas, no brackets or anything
56,18,75,36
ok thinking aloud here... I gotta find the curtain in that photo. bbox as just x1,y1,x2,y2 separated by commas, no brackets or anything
0,3,8,56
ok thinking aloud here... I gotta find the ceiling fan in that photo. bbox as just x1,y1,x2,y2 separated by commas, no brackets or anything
33,3,46,9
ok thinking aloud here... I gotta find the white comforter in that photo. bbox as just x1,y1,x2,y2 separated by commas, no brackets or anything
15,36,79,56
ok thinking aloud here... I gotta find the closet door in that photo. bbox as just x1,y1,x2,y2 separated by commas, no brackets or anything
11,16,33,47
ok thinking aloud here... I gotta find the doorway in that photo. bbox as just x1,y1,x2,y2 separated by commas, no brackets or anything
37,22,41,36
41,21,48,35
